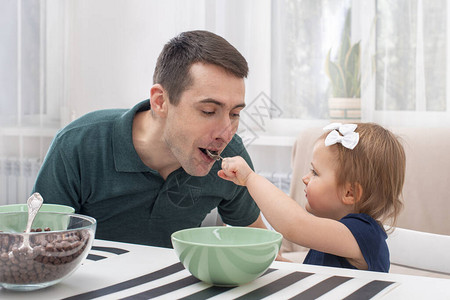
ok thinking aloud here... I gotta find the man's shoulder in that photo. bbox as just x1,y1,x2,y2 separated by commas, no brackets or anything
62,108,126,133
58,100,148,137
67,108,126,129
53,108,127,147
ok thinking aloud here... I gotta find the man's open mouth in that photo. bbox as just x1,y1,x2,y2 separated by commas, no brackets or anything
199,148,218,156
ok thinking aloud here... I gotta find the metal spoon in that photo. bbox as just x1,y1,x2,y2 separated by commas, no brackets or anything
18,192,44,252
206,149,223,161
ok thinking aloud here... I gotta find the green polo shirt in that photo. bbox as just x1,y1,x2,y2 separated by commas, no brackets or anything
33,100,260,248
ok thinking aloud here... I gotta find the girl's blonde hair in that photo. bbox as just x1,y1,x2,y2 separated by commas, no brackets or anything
320,123,405,226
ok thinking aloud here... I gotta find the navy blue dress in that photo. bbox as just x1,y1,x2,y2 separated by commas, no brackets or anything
303,213,389,272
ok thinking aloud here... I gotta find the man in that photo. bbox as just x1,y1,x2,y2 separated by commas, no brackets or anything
33,30,266,248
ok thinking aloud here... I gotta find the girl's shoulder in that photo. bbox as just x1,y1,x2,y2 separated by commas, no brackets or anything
341,213,390,272
341,213,380,225
341,213,387,239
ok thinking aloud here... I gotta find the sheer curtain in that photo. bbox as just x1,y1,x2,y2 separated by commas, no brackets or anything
270,0,450,128
0,0,65,205
362,0,450,127
271,0,351,120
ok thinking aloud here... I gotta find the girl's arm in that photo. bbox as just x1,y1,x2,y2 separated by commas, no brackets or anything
218,156,367,269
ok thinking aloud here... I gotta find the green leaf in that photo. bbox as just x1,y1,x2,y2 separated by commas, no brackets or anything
326,60,346,97
324,8,361,98
344,42,360,97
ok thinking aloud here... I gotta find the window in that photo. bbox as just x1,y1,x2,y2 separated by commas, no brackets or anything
376,0,446,112
0,0,65,205
271,0,352,120
269,0,450,129
374,0,447,112
0,0,64,129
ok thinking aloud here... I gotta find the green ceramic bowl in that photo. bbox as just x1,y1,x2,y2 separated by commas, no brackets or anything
0,203,75,213
171,226,282,286
0,203,75,230
0,212,96,291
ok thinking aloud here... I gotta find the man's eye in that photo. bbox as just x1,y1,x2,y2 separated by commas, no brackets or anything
202,111,215,115
231,113,240,118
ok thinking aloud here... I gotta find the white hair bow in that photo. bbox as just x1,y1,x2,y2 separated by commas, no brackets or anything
323,123,359,150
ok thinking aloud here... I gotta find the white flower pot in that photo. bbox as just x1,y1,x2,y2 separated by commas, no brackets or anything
328,97,361,122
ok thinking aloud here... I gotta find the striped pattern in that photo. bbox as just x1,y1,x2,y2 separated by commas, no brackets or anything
86,246,130,261
63,249,396,300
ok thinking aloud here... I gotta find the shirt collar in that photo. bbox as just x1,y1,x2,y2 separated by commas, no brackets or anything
112,99,156,173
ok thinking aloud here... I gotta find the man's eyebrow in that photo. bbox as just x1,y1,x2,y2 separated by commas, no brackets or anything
199,98,246,109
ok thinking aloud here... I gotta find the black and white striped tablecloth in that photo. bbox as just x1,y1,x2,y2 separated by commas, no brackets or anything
61,245,397,300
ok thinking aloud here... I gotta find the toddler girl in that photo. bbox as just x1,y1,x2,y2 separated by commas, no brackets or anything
218,122,405,272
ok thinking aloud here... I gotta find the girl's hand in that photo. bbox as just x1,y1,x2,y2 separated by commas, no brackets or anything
217,156,253,186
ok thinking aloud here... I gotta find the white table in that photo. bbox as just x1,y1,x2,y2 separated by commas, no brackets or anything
1,239,449,299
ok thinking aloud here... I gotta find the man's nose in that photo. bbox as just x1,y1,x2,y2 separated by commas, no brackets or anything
215,116,238,142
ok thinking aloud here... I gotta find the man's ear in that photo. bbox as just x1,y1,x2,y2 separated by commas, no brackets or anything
150,84,168,117
342,182,363,205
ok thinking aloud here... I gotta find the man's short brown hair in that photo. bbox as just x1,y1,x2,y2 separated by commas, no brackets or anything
153,30,248,105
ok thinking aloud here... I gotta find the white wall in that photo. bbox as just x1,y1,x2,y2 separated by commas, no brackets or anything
63,0,271,121
65,0,206,118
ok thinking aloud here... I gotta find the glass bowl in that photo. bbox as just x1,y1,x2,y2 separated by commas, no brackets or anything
0,212,96,291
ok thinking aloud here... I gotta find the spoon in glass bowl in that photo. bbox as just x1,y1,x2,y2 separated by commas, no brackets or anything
206,149,224,161
18,192,44,253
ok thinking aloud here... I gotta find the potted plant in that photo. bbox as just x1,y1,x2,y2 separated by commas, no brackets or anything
324,9,361,121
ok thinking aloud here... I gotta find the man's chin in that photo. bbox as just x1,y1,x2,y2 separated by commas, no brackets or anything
184,164,213,177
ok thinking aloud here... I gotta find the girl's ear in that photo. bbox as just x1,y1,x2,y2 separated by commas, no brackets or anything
150,84,168,117
342,182,363,205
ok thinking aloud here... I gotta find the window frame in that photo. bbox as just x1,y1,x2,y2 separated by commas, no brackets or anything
0,0,66,132
247,0,450,148
359,0,450,127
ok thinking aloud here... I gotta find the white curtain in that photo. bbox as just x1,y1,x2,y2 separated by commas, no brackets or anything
0,0,59,205
0,0,65,159
271,0,351,120
270,0,450,128
362,0,450,127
